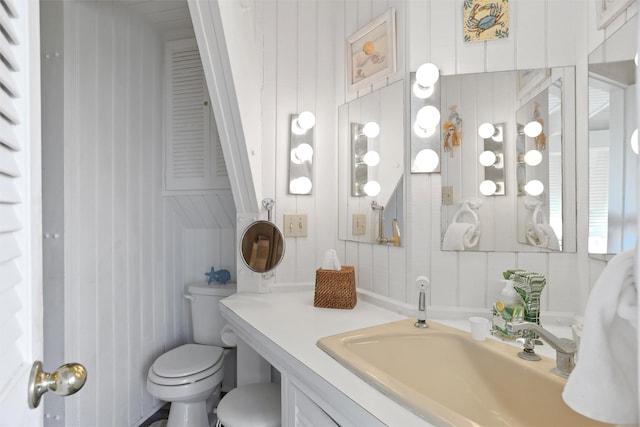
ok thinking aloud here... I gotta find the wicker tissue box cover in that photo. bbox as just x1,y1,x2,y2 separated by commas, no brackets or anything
314,266,356,309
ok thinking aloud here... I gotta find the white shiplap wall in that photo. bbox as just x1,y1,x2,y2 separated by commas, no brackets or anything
252,0,637,317
63,2,164,424
46,1,238,424
59,2,186,425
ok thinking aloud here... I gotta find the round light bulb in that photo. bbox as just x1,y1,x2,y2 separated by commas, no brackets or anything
297,111,316,130
478,150,497,167
416,105,440,131
363,150,380,166
478,122,496,139
524,149,543,166
294,143,313,162
415,63,440,88
414,149,440,172
363,121,380,138
412,81,435,99
289,176,312,194
492,126,504,142
524,179,544,196
413,121,436,138
524,121,543,137
631,129,638,154
479,180,497,196
363,180,381,197
291,120,306,136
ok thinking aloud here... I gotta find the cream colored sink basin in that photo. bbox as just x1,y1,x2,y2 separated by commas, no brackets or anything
317,319,612,427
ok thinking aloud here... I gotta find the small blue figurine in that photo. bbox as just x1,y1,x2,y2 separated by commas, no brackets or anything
205,266,231,285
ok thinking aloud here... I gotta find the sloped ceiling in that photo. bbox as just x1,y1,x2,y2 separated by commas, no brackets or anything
114,0,239,230
114,0,192,32
167,192,236,229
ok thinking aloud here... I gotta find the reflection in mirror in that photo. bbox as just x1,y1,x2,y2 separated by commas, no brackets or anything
516,78,564,251
240,220,285,273
288,111,315,195
351,122,382,196
588,16,637,255
338,81,404,245
440,67,576,252
478,122,505,196
410,63,442,173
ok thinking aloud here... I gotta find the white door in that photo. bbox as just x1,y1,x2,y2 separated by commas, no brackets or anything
0,1,43,425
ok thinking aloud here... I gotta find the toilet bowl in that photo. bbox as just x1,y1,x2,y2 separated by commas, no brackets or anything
147,344,225,427
146,282,237,427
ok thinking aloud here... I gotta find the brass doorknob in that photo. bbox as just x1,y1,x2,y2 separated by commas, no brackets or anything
28,361,87,409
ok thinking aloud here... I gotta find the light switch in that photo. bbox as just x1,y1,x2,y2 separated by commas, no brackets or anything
442,186,454,205
283,213,308,237
352,214,366,235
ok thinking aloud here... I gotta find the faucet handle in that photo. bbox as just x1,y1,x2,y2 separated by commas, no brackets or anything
415,276,430,291
516,337,542,361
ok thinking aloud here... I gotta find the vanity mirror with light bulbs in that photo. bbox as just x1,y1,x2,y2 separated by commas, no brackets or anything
588,16,637,256
438,66,577,253
338,80,404,246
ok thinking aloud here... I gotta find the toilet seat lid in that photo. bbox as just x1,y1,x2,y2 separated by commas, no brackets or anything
153,344,224,378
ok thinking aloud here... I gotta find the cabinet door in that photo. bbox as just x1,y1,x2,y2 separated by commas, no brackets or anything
165,38,230,191
288,382,338,427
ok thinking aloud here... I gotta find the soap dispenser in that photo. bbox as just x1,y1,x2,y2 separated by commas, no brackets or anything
492,279,525,340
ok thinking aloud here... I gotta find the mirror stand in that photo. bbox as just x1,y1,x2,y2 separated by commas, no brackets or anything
262,198,275,221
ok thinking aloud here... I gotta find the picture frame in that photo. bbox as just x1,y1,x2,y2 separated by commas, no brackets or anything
596,0,635,30
517,68,551,100
346,8,396,94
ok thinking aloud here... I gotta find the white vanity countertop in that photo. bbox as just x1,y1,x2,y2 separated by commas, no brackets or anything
221,289,429,425
220,288,573,426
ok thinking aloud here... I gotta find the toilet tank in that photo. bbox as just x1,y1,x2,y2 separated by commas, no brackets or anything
188,282,237,346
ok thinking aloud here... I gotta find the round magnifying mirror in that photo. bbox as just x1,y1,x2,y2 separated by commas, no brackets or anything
240,220,285,273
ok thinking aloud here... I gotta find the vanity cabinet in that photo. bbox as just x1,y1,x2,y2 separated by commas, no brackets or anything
220,290,427,427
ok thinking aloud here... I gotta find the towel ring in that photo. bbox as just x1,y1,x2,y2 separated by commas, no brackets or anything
531,203,548,225
451,200,480,226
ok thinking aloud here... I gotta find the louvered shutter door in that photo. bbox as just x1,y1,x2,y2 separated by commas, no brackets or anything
165,38,227,191
0,0,43,424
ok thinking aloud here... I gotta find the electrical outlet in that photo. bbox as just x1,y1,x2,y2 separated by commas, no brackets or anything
442,186,454,205
352,214,366,235
283,213,308,237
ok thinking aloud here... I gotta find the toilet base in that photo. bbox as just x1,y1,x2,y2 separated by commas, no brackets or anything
167,400,208,427
163,386,220,427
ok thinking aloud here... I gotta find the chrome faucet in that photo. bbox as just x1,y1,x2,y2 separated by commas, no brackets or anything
414,276,430,328
506,321,577,378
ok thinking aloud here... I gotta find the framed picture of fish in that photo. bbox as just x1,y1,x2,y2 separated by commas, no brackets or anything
346,8,397,94
463,0,509,43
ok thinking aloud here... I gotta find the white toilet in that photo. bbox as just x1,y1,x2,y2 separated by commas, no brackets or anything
147,282,237,427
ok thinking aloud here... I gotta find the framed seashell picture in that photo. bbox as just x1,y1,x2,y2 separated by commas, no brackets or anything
346,8,397,94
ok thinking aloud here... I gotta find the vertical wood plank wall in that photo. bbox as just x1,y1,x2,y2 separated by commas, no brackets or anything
256,0,638,316
58,3,238,425
61,2,187,425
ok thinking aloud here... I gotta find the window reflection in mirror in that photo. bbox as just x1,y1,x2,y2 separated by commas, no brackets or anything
338,81,404,246
588,17,637,255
